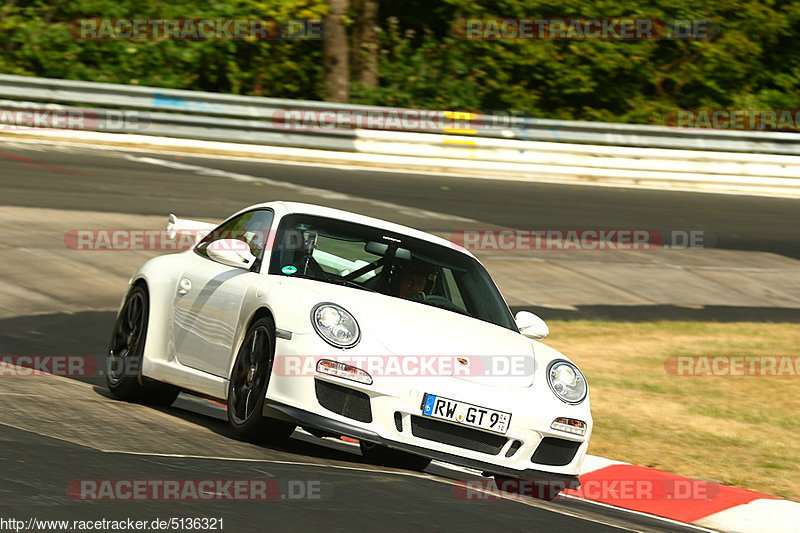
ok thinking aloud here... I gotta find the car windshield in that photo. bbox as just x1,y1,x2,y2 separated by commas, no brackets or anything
268,214,517,331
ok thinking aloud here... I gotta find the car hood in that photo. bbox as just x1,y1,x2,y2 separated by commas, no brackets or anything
271,276,538,387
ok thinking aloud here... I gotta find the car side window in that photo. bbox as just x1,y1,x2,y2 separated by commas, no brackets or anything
195,209,274,265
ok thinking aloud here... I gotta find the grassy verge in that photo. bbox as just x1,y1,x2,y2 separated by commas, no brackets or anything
544,320,800,501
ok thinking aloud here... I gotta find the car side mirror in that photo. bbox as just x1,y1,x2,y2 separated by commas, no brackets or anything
206,239,256,269
515,311,549,339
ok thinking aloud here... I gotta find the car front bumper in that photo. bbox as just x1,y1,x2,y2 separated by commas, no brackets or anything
264,401,581,488
265,333,592,479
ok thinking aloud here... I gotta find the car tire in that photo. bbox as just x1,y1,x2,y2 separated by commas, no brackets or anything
227,317,295,444
106,285,180,406
359,441,432,471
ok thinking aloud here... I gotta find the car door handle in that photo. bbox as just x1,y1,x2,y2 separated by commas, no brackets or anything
177,278,192,295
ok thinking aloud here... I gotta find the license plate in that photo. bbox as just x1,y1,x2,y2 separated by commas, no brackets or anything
422,394,511,435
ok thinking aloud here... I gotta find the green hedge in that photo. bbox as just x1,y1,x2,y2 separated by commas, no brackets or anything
1,0,797,125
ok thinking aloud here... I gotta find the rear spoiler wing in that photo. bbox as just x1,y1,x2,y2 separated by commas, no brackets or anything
166,214,217,243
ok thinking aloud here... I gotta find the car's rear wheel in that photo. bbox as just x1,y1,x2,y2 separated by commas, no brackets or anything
227,317,295,444
106,285,180,406
359,441,432,471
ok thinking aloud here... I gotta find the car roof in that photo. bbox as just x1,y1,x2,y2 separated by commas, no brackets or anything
247,201,475,259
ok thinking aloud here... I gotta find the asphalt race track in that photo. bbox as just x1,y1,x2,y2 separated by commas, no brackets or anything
1,140,796,532
1,143,797,258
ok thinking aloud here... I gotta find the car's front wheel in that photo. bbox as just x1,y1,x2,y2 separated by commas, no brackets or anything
106,285,180,406
227,317,295,444
359,441,432,471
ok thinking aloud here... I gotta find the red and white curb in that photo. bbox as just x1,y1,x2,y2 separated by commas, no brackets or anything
572,455,799,532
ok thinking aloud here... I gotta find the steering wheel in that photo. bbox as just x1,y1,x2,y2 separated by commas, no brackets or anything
423,295,466,312
407,291,426,303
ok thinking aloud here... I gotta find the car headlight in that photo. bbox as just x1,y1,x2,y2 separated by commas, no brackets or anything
547,360,587,404
311,303,360,348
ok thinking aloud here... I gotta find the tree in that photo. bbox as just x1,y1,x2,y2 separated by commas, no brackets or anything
0,0,797,123
351,0,378,88
323,0,349,102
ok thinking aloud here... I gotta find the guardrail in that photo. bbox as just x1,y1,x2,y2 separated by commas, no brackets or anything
2,74,799,153
0,74,798,196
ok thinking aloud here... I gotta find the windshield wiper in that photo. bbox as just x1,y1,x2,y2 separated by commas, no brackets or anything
420,300,472,317
321,277,378,292
285,272,377,293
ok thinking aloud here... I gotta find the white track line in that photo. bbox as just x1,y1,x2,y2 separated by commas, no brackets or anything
2,136,796,199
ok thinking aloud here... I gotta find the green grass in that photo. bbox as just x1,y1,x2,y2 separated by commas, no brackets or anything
544,320,800,501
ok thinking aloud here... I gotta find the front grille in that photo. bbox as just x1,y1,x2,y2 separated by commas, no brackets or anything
394,411,404,432
410,416,507,455
314,379,372,423
531,437,581,466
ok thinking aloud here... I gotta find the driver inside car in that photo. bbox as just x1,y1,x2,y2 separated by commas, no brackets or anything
396,263,434,299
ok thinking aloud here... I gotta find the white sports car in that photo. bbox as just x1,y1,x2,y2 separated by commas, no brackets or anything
107,201,591,497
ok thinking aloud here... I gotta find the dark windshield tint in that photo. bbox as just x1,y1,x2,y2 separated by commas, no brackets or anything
268,214,517,331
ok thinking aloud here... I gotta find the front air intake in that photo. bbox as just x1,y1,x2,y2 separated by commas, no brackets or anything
314,379,372,423
410,416,507,455
531,437,581,466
